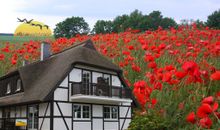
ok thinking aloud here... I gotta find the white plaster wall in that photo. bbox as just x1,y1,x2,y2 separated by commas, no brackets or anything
93,119,103,130
65,118,72,130
92,72,102,83
112,75,121,87
104,122,118,130
53,118,72,130
60,76,68,87
73,122,91,130
69,68,82,82
54,102,72,116
39,103,50,117
54,88,68,101
120,119,131,130
38,118,50,130
120,107,131,118
54,118,65,130
92,105,102,117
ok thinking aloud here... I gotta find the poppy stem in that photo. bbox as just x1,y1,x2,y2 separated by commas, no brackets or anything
205,80,212,97
213,112,220,124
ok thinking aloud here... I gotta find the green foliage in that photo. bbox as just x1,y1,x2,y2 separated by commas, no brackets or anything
112,10,177,33
112,14,130,33
128,111,170,130
206,9,220,29
92,10,177,34
54,16,90,38
92,20,113,34
160,17,177,29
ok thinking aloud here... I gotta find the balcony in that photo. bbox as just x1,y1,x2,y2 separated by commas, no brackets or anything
70,82,132,104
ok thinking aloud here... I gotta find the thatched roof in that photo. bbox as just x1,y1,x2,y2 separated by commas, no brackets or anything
0,40,138,107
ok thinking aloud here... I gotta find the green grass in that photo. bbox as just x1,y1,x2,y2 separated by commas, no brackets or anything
0,35,54,44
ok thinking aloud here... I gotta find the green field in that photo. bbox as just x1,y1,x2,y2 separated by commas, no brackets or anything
0,35,54,45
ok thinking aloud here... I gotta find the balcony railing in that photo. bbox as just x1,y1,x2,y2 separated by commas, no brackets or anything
71,82,131,99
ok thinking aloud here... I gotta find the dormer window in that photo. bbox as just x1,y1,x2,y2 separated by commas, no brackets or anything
16,79,22,92
6,83,11,94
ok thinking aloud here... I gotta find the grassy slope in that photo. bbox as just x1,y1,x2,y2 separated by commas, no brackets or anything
0,35,54,44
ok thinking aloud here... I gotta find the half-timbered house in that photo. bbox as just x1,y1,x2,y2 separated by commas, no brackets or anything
0,39,138,130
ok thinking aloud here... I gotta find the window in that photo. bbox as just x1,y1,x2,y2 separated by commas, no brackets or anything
16,79,22,92
112,75,121,87
6,83,11,94
103,74,111,85
104,106,118,119
73,104,90,119
28,105,38,129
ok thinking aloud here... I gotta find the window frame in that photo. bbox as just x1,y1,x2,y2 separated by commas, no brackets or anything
103,106,118,120
73,104,91,120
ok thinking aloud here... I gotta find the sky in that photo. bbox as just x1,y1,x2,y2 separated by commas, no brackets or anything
0,0,219,33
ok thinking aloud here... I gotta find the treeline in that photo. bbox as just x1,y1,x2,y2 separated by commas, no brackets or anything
92,10,177,34
54,9,220,38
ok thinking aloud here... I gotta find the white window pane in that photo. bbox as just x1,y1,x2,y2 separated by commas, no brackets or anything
112,76,121,87
70,68,82,82
103,74,110,85
92,72,102,83
6,83,11,94
16,79,22,91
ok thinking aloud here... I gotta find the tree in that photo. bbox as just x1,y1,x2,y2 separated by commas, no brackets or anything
206,10,220,29
148,11,163,30
54,16,90,38
112,14,130,33
160,17,177,29
92,20,113,34
126,10,144,30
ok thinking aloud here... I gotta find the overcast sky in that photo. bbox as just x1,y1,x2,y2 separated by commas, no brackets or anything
0,0,219,33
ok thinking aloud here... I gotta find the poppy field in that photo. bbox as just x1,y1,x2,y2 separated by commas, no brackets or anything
0,25,220,129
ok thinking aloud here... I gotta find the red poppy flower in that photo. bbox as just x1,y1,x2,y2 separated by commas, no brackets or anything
0,54,5,61
151,98,157,106
175,71,187,79
144,54,154,62
186,112,196,124
182,61,198,72
212,102,219,111
197,103,212,118
148,61,157,69
162,72,172,82
202,96,214,105
199,117,212,128
210,71,220,80
132,64,141,73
